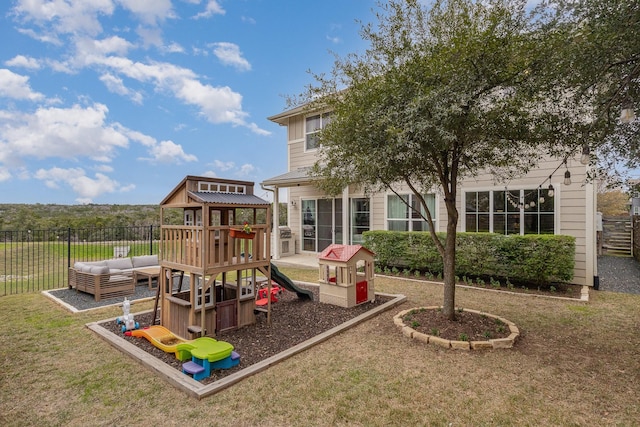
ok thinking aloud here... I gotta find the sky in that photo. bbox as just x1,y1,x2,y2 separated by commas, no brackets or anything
0,0,376,204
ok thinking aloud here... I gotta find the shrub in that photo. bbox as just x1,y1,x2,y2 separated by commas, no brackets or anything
363,231,575,285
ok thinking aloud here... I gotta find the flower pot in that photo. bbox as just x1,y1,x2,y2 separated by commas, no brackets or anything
229,228,255,239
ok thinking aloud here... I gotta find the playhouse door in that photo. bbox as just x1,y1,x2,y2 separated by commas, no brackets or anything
356,280,368,305
216,299,237,332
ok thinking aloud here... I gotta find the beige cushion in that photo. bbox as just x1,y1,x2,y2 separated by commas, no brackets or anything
132,255,158,268
90,266,109,274
106,258,134,270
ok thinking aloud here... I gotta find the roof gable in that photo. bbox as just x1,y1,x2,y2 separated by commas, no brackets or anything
318,244,374,262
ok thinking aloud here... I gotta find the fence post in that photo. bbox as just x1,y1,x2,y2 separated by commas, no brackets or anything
67,227,71,268
149,225,153,255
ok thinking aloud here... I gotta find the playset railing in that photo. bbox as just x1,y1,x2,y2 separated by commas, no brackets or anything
160,225,269,272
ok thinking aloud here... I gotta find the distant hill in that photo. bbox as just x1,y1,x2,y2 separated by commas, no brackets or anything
0,203,287,231
0,204,160,231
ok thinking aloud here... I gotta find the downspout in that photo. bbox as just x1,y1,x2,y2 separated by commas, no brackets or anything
261,183,280,259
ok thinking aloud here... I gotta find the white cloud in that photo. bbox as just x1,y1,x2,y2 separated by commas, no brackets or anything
116,0,175,25
213,160,235,171
5,55,42,70
76,36,134,58
99,73,144,104
202,170,217,178
87,55,268,133
95,164,114,172
34,167,124,204
238,163,255,177
0,69,45,101
145,140,198,163
0,167,11,182
211,42,251,72
194,1,225,19
241,16,256,25
0,103,128,164
12,0,115,36
118,125,197,164
164,42,185,53
136,26,165,49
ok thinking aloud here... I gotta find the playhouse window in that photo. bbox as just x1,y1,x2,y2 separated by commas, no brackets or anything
194,275,214,310
238,270,254,299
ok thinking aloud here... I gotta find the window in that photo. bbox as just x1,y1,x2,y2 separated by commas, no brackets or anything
465,192,490,232
387,194,436,231
465,189,555,235
197,181,246,194
351,198,370,244
305,113,332,150
302,199,316,251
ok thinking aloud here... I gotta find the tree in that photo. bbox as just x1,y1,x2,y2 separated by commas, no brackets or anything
540,0,640,179
303,0,570,320
597,190,629,216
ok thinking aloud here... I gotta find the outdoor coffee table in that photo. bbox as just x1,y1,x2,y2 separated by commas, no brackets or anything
134,266,161,289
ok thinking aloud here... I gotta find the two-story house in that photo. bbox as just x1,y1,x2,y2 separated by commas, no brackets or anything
262,104,598,287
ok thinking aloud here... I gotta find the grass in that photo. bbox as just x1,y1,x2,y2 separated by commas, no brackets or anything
1,267,639,426
1,241,159,295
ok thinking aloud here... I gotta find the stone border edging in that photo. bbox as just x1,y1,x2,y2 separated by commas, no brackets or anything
393,306,519,350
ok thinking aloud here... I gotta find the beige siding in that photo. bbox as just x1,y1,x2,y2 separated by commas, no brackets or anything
456,157,592,286
277,107,595,286
287,116,304,141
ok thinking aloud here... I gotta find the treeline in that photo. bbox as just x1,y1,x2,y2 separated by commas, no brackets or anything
0,203,288,231
0,204,161,231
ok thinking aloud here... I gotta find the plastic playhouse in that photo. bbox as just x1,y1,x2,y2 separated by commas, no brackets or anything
318,244,375,308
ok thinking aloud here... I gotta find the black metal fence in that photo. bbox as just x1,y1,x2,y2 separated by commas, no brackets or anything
1,225,159,296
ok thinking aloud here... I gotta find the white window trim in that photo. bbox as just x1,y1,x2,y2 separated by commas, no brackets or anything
461,185,559,235
304,112,331,152
384,192,438,232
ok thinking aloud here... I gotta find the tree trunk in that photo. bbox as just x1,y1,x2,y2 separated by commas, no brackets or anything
442,213,457,321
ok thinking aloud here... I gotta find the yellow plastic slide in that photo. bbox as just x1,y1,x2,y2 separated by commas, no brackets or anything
128,325,189,357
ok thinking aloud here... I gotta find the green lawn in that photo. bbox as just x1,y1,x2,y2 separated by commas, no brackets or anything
1,267,638,426
0,241,159,294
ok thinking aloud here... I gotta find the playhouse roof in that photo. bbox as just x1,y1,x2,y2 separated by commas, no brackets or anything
318,244,374,262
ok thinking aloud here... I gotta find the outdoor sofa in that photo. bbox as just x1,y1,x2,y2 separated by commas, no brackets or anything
68,255,159,301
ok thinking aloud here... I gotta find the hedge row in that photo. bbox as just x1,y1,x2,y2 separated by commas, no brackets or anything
362,231,575,285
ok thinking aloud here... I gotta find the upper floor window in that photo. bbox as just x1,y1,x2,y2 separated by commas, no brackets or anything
305,113,332,151
387,193,436,231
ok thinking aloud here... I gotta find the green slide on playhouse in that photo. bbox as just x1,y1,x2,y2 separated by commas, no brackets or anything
270,263,314,300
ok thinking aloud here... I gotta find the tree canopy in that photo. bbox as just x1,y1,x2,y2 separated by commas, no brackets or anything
302,0,584,319
541,0,640,179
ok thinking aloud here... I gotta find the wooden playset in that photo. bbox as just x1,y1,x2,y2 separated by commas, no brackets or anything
156,175,275,339
318,244,375,308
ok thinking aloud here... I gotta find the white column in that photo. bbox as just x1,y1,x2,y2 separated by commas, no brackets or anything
273,187,280,259
342,186,349,245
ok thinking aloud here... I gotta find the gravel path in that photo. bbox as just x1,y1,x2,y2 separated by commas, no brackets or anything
47,281,159,311
597,255,640,295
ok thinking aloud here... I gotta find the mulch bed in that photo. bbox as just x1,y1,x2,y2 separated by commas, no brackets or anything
98,284,391,385
401,308,512,342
